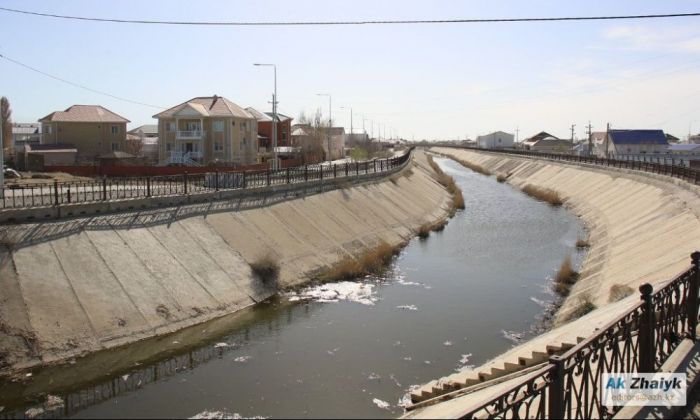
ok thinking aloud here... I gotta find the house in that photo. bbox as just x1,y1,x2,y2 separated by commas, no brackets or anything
345,128,370,148
521,132,571,153
125,124,159,161
667,144,700,155
17,144,78,171
603,129,669,157
246,107,296,163
665,133,681,144
12,123,41,153
476,131,514,149
128,124,158,140
325,127,346,161
39,105,130,161
591,132,608,157
690,134,700,144
153,95,258,166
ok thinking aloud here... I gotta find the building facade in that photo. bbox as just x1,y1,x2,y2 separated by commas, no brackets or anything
604,129,669,156
38,105,130,161
154,96,257,166
476,131,514,149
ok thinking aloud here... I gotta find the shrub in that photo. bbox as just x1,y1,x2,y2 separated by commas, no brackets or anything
322,241,399,281
427,155,465,214
454,158,491,176
250,254,280,285
609,284,635,302
566,295,597,321
521,184,564,206
402,168,414,178
417,224,431,239
575,238,590,249
496,174,508,183
553,255,579,296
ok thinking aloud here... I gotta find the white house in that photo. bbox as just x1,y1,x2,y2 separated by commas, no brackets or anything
476,131,514,149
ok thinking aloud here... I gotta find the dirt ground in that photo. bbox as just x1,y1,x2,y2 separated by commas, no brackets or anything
4,172,94,186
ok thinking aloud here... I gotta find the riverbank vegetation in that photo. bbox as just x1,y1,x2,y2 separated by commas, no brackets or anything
553,255,579,296
426,155,465,216
320,241,401,282
609,284,635,302
496,174,508,183
565,294,597,321
452,157,492,176
250,254,281,285
521,184,564,206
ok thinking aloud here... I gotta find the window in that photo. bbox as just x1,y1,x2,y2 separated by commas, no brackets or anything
44,125,52,134
214,141,223,152
166,143,172,152
111,142,120,151
111,125,119,135
240,138,246,150
185,121,201,131
166,122,176,132
282,131,287,140
213,120,224,132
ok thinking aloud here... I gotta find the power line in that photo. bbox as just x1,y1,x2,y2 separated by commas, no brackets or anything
0,53,165,109
1,6,699,26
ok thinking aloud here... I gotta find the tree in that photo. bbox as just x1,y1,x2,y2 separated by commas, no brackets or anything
124,137,144,156
1,97,12,154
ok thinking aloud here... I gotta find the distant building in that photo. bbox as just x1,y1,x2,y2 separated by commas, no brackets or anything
39,105,130,161
689,134,700,144
246,107,295,163
17,144,78,171
603,129,669,157
521,132,572,153
665,133,681,144
345,128,370,148
325,127,346,161
128,124,158,140
667,144,700,155
476,131,514,149
153,95,257,166
12,123,41,153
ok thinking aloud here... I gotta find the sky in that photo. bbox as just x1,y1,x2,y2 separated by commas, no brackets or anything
1,0,700,141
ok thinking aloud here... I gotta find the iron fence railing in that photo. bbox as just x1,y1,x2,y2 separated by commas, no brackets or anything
443,146,700,186
458,252,700,419
0,149,413,210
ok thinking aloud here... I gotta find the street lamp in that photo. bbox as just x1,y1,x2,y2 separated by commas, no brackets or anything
254,63,278,170
0,115,4,198
316,93,332,161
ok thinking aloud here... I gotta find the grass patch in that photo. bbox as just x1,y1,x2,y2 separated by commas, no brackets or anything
427,155,466,215
402,167,414,178
496,174,508,183
521,184,564,206
417,223,431,239
553,255,579,296
250,254,281,286
566,294,597,321
609,284,635,302
321,241,400,281
575,238,590,249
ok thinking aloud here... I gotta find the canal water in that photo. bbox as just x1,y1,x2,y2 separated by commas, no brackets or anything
1,158,584,419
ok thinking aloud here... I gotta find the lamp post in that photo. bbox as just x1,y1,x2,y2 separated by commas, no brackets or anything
317,93,332,162
254,63,278,170
0,115,4,198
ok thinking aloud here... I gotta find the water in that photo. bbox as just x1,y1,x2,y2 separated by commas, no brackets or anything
1,158,584,419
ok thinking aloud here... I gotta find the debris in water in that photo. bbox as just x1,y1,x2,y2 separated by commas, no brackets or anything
234,356,252,363
443,341,453,346
214,343,229,348
372,398,391,410
45,395,64,410
424,360,431,365
326,348,340,355
286,282,377,305
189,411,268,419
403,357,412,361
502,330,524,343
396,305,418,311
389,374,402,387
25,373,32,378
455,353,475,372
398,385,421,408
24,408,44,419
367,373,381,381
122,374,130,382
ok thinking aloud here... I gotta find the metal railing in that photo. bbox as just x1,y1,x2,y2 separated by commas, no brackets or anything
0,149,413,210
458,252,700,419
176,130,206,139
443,146,700,186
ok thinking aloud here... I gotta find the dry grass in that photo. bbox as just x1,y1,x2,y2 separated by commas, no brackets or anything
553,255,579,296
250,254,281,286
575,238,590,249
402,167,414,178
427,155,466,214
322,241,400,281
454,158,492,176
417,224,432,239
566,294,597,321
521,184,564,206
496,174,508,183
389,174,401,185
609,284,635,302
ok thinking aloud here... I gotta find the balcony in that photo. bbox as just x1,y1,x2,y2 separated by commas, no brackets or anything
176,130,206,140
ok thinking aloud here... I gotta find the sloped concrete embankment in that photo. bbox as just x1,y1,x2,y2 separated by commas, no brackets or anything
0,152,452,375
404,147,700,415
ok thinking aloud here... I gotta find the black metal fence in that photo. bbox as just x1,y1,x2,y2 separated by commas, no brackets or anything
458,252,700,419
445,146,700,186
0,149,413,210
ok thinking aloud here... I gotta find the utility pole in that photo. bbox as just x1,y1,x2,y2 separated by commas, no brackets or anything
586,121,593,156
515,126,520,143
253,63,278,169
0,114,4,197
570,124,576,154
316,94,332,161
604,122,610,158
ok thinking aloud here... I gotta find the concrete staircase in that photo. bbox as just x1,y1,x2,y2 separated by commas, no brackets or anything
407,295,638,408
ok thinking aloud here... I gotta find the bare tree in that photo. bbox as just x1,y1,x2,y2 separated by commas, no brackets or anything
1,97,12,153
124,137,144,156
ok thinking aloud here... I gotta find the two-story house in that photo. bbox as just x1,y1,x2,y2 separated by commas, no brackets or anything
246,107,296,163
38,105,130,161
154,95,257,166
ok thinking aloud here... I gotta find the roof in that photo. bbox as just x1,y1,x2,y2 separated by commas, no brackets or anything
128,124,158,135
291,126,310,136
523,131,558,144
668,144,700,152
609,129,668,145
591,132,607,144
329,127,345,136
245,107,272,122
39,105,130,123
154,96,253,119
12,123,40,135
264,112,292,122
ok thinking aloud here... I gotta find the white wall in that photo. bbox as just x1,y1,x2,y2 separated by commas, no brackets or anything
476,132,514,149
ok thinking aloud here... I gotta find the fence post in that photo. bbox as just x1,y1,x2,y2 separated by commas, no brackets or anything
147,176,151,197
54,180,59,206
639,283,656,373
267,169,271,186
305,165,308,182
215,171,220,191
320,164,323,181
333,164,337,178
287,167,290,184
66,188,71,204
184,172,188,195
548,355,565,419
243,171,247,188
345,162,349,176
102,176,107,201
689,252,700,340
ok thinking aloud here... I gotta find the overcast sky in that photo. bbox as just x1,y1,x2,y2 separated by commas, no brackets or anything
1,0,699,140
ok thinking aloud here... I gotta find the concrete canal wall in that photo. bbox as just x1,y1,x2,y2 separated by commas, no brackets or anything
0,151,452,375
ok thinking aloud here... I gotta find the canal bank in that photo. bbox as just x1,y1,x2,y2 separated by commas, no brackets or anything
0,151,452,378
403,147,700,416
0,157,584,419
